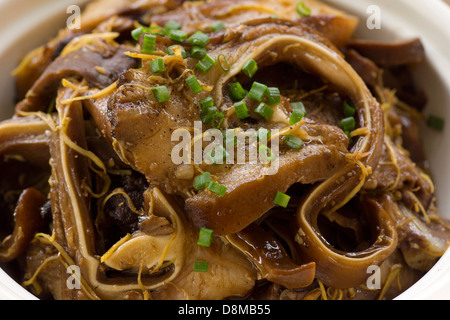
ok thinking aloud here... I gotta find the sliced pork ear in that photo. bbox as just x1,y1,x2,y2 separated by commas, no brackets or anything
226,223,315,289
0,188,47,263
13,0,183,101
347,38,425,68
0,116,51,168
185,127,349,235
150,0,358,47
16,45,138,113
107,20,381,236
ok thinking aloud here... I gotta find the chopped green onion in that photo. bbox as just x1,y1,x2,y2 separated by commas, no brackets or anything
211,112,224,129
340,116,356,132
131,26,144,41
273,191,290,208
190,46,207,59
142,34,156,53
168,29,188,42
296,2,311,17
210,21,225,31
164,19,181,32
147,26,166,36
266,87,281,105
188,31,209,47
255,127,271,142
150,58,165,73
289,102,306,125
291,101,306,113
196,54,216,73
193,261,209,272
234,100,249,120
343,101,356,117
218,54,230,72
194,172,211,190
283,134,303,149
206,145,229,164
207,180,227,196
200,106,219,123
270,14,279,18
242,59,258,78
224,130,237,147
199,97,214,109
259,144,276,162
255,102,274,120
248,82,268,102
197,227,214,247
289,109,305,125
151,85,170,103
186,75,203,94
228,82,247,101
427,114,445,131
167,44,187,58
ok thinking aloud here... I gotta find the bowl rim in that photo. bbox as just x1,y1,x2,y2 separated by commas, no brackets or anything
0,0,449,300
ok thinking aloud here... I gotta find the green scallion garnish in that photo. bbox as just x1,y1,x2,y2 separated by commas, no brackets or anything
151,85,170,103
283,134,303,149
218,54,230,72
201,106,219,123
211,112,224,129
194,172,211,190
255,102,274,120
131,26,144,41
255,127,271,142
266,87,281,105
427,114,445,131
234,100,249,120
168,29,188,42
197,227,214,247
340,116,356,132
147,26,165,36
289,102,306,125
150,58,165,73
186,75,203,94
164,20,181,32
199,96,214,109
248,82,268,102
296,2,311,17
206,145,229,164
229,82,247,101
193,261,209,272
196,54,216,73
242,59,258,78
207,180,227,196
190,46,207,59
142,34,156,53
188,31,209,47
343,100,356,117
259,144,276,162
273,191,290,208
167,44,187,58
210,21,225,31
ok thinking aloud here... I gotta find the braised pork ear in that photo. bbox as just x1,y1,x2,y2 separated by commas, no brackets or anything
1,0,448,301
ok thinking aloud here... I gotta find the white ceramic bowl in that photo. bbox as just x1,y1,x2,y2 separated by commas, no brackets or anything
0,0,449,300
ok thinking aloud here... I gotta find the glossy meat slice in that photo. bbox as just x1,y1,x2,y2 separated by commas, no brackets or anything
12,0,182,100
16,43,137,113
107,20,358,235
150,0,358,48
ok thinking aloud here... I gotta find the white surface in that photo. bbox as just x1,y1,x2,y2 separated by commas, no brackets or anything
0,0,449,300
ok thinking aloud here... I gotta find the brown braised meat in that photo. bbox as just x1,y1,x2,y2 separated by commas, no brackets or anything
0,0,447,301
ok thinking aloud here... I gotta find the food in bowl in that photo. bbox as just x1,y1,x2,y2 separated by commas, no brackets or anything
0,0,448,300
